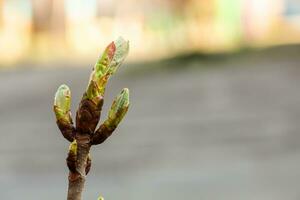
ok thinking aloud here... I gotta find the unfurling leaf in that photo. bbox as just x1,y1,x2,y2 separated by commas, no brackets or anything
86,37,129,100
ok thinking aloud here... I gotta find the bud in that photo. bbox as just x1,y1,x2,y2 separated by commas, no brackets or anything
105,88,130,129
90,88,129,145
66,140,77,173
78,38,129,134
86,37,129,101
69,140,77,155
97,196,104,200
54,84,71,122
54,85,75,142
107,37,130,77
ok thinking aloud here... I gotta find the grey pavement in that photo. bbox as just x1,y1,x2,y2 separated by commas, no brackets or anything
1,46,300,199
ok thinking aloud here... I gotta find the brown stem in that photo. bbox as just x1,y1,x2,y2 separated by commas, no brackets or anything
91,124,116,145
57,119,75,142
67,134,91,200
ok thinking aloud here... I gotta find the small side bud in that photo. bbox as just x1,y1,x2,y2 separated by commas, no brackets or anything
66,140,77,173
54,84,75,142
105,88,130,129
91,88,130,145
69,140,77,155
54,84,71,122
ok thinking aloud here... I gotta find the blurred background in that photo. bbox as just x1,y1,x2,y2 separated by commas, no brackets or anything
1,0,300,199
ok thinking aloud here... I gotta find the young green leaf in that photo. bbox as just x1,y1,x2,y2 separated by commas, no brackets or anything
86,37,129,100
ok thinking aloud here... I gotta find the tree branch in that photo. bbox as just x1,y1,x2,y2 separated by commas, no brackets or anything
53,37,130,200
67,134,90,200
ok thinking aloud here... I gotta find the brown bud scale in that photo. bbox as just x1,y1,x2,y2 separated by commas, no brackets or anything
76,98,103,134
